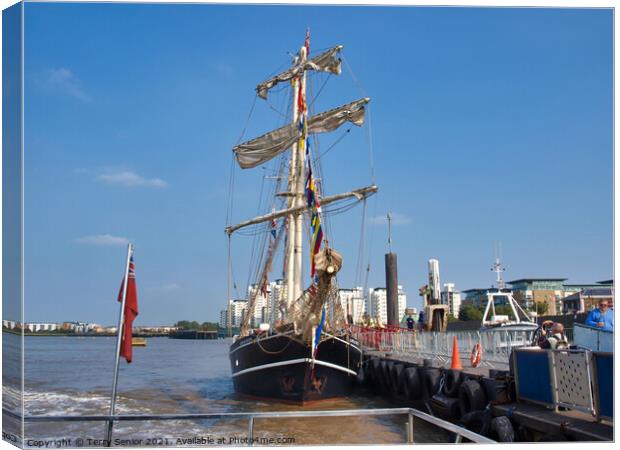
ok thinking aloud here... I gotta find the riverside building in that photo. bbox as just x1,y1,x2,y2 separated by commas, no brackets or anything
441,283,462,318
222,299,249,328
337,287,366,324
247,283,271,327
461,279,613,315
367,286,407,325
269,279,286,325
508,278,613,315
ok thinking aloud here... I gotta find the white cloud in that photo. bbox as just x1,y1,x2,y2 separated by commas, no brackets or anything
369,212,412,226
45,68,91,102
97,171,168,188
73,234,129,247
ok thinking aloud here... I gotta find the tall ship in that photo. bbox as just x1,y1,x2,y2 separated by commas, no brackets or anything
225,32,378,403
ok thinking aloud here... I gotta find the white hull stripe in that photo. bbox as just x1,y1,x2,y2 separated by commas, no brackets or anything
232,358,357,378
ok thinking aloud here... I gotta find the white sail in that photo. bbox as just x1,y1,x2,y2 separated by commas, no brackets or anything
233,98,370,169
256,46,343,100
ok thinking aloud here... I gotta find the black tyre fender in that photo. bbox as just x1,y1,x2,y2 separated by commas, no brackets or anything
491,416,515,442
421,367,442,399
429,394,461,421
391,363,405,395
489,369,509,379
362,358,371,372
460,410,492,436
400,367,422,400
355,367,366,387
459,379,488,414
516,424,534,442
481,377,507,402
442,369,463,397
363,359,372,379
377,360,390,392
383,360,395,391
370,359,382,387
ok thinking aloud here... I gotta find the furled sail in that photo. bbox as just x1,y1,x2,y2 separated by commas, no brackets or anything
225,184,378,235
256,46,343,100
233,98,370,169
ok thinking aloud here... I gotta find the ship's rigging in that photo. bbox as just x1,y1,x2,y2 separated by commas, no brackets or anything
225,35,378,337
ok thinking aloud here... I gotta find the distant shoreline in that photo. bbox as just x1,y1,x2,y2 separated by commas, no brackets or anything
1,329,170,337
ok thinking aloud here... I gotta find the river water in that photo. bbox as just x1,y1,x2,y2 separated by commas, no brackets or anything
2,333,449,446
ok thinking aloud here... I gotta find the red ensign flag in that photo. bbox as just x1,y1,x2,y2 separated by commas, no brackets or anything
117,255,139,363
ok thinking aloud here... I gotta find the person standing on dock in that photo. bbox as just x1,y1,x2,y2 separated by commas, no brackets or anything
361,312,370,327
406,314,415,331
418,310,425,331
376,314,385,329
585,301,614,331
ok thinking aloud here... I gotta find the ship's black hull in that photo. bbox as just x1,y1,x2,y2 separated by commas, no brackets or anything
229,332,362,404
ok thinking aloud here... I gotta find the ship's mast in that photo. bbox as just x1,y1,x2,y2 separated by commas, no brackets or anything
491,242,506,289
286,38,308,308
293,43,309,304
285,54,300,309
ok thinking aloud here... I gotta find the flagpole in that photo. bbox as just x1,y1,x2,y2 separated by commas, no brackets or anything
106,243,133,446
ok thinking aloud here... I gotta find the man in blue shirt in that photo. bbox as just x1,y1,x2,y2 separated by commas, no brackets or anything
585,300,614,331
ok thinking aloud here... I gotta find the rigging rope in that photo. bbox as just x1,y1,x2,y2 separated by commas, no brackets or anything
226,94,261,307
313,128,351,164
257,336,293,355
363,190,379,297
234,95,258,147
354,199,368,288
342,52,376,184
341,51,377,296
307,73,332,110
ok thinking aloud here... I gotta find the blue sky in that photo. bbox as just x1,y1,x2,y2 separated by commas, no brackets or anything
18,3,612,324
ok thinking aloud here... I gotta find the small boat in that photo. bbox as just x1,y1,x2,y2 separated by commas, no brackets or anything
479,257,538,348
132,337,147,347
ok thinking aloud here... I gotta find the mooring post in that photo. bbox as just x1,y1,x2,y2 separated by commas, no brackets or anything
385,252,399,327
407,411,414,444
248,416,255,446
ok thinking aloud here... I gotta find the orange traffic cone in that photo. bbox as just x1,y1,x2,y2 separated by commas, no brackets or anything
451,335,463,370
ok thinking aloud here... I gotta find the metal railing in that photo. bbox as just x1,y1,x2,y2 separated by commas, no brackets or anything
513,347,614,422
350,325,536,369
573,323,613,352
3,407,495,445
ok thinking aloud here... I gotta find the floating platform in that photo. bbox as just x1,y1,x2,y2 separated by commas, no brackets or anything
169,330,218,340
492,403,613,441
131,337,147,346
